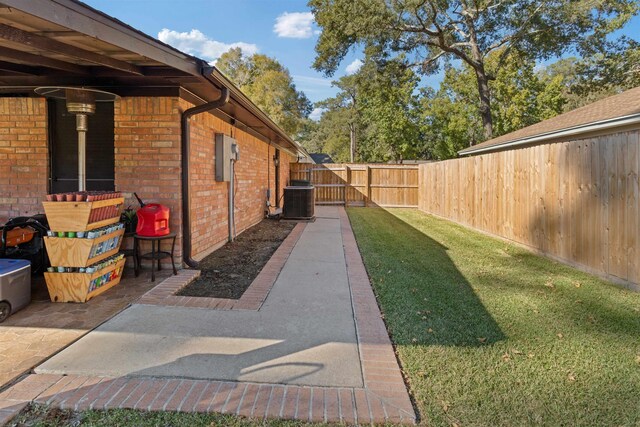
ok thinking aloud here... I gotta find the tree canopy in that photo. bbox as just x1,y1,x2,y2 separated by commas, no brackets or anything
539,38,640,111
310,0,639,140
422,50,566,159
301,55,425,163
216,48,312,136
300,38,639,162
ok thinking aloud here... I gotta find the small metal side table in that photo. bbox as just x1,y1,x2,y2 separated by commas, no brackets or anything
133,232,177,282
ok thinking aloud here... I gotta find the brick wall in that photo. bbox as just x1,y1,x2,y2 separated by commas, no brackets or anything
182,98,294,260
279,153,291,206
114,97,183,260
0,98,48,223
182,98,229,259
1,95,295,266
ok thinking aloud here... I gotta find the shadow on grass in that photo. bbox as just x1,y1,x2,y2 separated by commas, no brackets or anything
347,207,506,347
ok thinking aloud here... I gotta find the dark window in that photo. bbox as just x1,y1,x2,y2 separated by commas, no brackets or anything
48,99,115,193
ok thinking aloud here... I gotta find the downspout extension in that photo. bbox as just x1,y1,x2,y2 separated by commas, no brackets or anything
181,85,230,268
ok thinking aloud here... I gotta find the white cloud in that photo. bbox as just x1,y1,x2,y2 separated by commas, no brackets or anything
309,107,324,121
158,28,258,63
293,75,332,87
274,12,315,38
345,59,363,75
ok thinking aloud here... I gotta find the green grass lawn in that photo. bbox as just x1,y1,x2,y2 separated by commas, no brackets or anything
347,208,640,427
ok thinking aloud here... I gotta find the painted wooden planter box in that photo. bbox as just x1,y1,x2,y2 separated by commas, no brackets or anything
44,258,126,303
42,198,124,232
44,228,124,267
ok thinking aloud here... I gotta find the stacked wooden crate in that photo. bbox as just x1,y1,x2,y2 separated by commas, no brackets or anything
42,196,126,302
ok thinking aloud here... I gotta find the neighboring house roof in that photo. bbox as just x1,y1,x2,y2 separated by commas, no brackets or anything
310,153,335,164
459,86,640,156
0,0,304,158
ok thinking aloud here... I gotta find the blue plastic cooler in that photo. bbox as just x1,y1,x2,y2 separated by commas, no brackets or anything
0,259,31,322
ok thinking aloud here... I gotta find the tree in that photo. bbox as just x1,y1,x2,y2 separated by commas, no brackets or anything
217,48,312,136
299,55,426,163
422,67,483,159
356,56,424,162
310,0,638,140
538,38,640,111
296,119,323,154
574,38,640,94
216,47,252,87
422,50,565,159
489,51,565,135
300,107,355,162
302,74,363,163
316,74,360,162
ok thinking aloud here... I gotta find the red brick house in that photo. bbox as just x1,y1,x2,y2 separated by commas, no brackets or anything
0,0,310,265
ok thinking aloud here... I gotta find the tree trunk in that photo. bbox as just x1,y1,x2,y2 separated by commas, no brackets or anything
349,123,356,162
474,66,493,141
465,17,493,142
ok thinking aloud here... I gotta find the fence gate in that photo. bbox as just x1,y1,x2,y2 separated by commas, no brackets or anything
290,163,419,207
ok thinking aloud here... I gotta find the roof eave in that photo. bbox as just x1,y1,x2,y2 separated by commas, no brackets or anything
0,0,202,76
206,68,303,157
459,113,640,156
0,0,306,158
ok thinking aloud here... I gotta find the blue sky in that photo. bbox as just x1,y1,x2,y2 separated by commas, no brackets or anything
85,0,639,119
84,0,348,118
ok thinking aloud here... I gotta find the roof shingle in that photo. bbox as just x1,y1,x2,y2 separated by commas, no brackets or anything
459,86,640,155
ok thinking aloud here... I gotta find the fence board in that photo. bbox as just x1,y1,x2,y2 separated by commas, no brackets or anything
418,129,640,289
290,163,419,207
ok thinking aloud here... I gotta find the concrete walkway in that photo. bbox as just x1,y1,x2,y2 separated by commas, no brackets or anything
36,207,362,387
2,207,415,425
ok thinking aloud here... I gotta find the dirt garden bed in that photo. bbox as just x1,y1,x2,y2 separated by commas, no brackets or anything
177,219,296,299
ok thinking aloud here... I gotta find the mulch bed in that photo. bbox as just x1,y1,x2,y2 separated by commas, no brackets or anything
177,219,296,299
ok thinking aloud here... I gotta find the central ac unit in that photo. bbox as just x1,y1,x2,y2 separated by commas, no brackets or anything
283,186,315,220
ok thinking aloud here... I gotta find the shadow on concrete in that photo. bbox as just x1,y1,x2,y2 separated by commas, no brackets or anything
131,350,326,386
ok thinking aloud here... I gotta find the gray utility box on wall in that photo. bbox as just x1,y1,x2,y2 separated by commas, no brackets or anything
215,134,238,182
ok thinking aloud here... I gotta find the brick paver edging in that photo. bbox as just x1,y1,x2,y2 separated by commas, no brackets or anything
137,222,306,311
339,208,416,424
0,371,415,425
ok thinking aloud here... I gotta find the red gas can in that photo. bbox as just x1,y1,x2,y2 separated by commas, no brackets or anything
136,204,170,236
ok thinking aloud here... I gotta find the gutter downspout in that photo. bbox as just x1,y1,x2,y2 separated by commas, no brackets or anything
181,85,230,267
229,155,236,241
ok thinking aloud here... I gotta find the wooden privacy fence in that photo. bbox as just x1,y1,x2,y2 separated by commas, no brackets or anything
418,129,640,288
290,163,419,207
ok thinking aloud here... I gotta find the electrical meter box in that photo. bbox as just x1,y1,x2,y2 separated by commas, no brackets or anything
215,134,238,182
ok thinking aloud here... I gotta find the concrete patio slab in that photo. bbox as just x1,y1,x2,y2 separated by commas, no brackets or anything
0,269,167,389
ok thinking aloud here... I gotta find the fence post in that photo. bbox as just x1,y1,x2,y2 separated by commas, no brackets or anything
344,165,350,206
365,165,370,207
